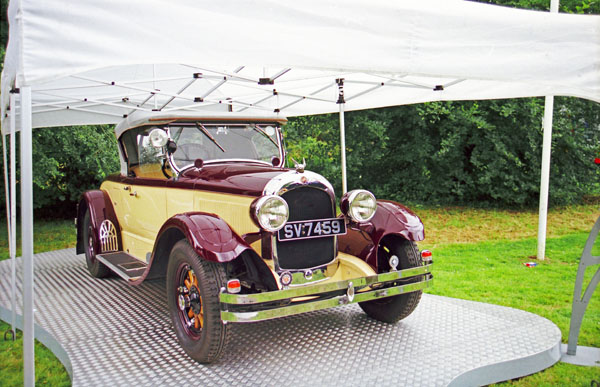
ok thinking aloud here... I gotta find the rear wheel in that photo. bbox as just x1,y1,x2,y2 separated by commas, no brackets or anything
359,236,423,323
166,240,229,363
82,209,111,278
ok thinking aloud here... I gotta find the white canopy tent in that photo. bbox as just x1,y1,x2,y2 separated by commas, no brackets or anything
1,0,599,384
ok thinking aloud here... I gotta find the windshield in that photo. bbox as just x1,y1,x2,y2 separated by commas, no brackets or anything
168,123,281,169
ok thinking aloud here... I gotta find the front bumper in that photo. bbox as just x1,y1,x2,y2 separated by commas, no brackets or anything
220,263,433,323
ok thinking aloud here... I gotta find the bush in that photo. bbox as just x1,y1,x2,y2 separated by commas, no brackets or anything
287,97,600,207
0,125,120,218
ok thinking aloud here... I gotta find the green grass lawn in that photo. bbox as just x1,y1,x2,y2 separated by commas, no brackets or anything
0,204,599,386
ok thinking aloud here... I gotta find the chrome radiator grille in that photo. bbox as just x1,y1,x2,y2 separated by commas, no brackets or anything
276,187,335,270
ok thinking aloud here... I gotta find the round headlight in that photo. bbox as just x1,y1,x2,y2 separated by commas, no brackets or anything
342,189,377,223
251,195,289,232
149,128,169,148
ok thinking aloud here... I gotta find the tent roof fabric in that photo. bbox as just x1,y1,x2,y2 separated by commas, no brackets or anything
1,0,599,131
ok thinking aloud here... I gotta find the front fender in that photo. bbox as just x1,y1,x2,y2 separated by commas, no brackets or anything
157,212,252,263
338,200,425,270
76,190,122,254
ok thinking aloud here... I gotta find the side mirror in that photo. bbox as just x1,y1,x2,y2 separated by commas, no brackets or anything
149,128,169,148
166,140,178,154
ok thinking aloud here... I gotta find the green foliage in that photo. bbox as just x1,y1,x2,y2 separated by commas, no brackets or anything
0,126,120,217
475,0,600,14
0,321,71,386
287,98,600,207
284,111,390,195
32,125,119,216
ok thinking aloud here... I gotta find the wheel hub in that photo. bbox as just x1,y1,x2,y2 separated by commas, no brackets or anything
177,266,204,332
189,287,202,315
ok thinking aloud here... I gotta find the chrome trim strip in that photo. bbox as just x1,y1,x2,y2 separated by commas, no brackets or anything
221,263,432,305
221,276,432,323
263,170,335,197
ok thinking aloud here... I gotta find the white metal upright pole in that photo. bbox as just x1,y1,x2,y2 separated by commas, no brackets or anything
536,0,559,261
20,86,35,387
339,103,347,195
537,96,554,261
337,79,347,194
10,92,17,338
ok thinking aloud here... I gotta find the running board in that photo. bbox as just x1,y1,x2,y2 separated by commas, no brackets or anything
96,252,147,281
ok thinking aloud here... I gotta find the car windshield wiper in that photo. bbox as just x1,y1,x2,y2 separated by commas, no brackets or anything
254,125,279,148
196,123,226,153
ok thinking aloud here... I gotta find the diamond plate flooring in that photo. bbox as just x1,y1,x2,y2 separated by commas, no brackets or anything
0,249,561,386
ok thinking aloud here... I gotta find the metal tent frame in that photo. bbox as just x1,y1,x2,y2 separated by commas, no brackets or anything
2,1,599,385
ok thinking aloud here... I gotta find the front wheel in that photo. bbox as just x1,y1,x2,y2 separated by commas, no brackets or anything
166,240,229,363
359,237,423,323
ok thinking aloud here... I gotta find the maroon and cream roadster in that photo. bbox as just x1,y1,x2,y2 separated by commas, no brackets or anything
76,111,433,363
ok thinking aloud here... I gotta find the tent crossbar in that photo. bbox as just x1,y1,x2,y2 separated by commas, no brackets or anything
355,73,462,90
32,100,146,116
237,94,274,112
239,81,335,112
162,95,274,113
278,96,306,112
345,79,431,90
34,75,193,93
81,97,154,112
345,81,397,102
266,68,291,83
129,93,157,115
198,66,245,101
277,82,336,111
276,91,334,104
32,91,154,113
31,90,150,109
158,78,198,111
181,65,258,84
71,76,198,103
34,103,128,118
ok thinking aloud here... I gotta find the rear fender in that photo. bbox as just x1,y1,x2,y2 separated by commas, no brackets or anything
76,190,122,254
338,200,425,270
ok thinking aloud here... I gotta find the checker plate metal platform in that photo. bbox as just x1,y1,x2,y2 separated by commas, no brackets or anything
0,249,561,386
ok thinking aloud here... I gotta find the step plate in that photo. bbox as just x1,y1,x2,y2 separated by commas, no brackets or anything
96,252,147,281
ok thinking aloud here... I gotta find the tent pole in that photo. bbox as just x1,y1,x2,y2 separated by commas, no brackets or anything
20,86,35,387
339,103,347,195
537,96,553,261
10,92,17,340
536,0,559,261
337,79,347,195
3,92,18,340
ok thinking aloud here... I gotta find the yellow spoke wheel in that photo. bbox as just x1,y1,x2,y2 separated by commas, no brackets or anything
166,240,229,363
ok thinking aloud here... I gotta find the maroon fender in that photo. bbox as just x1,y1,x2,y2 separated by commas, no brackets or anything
76,190,122,254
134,213,265,285
156,212,251,263
338,200,425,270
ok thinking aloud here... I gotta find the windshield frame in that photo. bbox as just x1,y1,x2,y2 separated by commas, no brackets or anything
165,122,285,172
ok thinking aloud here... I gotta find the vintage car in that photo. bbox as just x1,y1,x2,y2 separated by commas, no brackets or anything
76,111,433,363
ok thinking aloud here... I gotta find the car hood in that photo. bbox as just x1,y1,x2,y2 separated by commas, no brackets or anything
178,163,290,197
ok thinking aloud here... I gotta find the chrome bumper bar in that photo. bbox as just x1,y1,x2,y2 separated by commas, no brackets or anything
220,263,433,323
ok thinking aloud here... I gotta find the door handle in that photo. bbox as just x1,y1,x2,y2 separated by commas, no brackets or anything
124,186,137,197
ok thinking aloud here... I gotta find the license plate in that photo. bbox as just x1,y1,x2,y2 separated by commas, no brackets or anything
278,218,347,242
